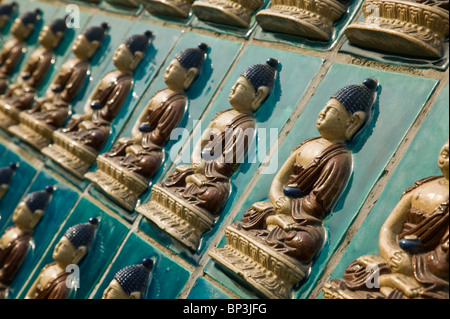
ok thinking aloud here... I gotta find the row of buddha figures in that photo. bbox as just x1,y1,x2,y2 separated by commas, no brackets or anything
0,184,155,299
80,0,448,58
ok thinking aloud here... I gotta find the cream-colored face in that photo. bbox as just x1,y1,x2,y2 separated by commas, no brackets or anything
12,202,40,231
316,98,353,141
52,236,80,265
112,43,137,72
438,140,449,179
72,34,98,59
163,59,188,90
228,76,257,113
10,18,32,40
102,279,138,299
38,25,60,49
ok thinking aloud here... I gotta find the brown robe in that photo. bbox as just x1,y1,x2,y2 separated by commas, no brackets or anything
0,230,31,287
0,39,25,94
33,262,69,299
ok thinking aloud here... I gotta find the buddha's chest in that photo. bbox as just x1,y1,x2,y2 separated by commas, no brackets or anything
411,179,448,215
147,90,175,111
295,139,333,167
36,264,63,291
211,110,244,133
0,227,22,250
97,71,122,90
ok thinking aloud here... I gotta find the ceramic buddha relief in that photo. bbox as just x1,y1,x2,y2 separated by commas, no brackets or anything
25,218,99,299
0,15,69,130
8,23,109,151
41,31,152,179
105,0,141,7
0,8,41,95
0,2,18,32
209,79,379,299
139,0,195,18
136,59,279,251
102,258,154,299
255,0,351,41
0,163,17,200
85,43,208,211
345,0,449,58
0,186,54,299
191,0,264,28
323,139,449,299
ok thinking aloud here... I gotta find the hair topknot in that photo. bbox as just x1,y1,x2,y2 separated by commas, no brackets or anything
0,2,18,16
20,8,42,26
240,58,279,94
332,78,378,115
174,43,208,71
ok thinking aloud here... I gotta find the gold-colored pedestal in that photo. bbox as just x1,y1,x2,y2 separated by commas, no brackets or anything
140,0,194,18
41,130,98,179
322,281,362,299
0,100,19,130
191,0,263,28
256,0,347,41
8,112,54,150
136,184,216,251
85,155,149,211
345,0,449,58
209,225,307,299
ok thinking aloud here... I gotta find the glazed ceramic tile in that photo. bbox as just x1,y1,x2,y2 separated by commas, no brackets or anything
187,277,232,299
189,0,270,39
0,168,79,299
138,44,324,265
204,62,439,299
253,0,364,51
91,231,191,299
339,13,449,71
87,31,241,221
0,149,38,231
321,84,449,298
17,196,129,299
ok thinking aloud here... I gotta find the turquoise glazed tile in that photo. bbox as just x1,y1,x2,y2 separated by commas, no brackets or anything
338,13,449,72
320,84,449,298
0,142,6,157
17,196,129,299
91,231,191,299
204,62,439,299
0,150,38,231
87,31,242,220
253,0,364,51
1,169,79,299
139,44,324,265
187,277,232,299
189,0,270,39
99,1,144,16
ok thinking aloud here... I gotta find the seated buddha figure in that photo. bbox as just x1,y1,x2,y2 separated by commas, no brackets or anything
25,218,99,299
0,15,68,130
345,0,449,58
85,43,208,211
102,258,154,299
256,0,351,41
140,0,195,19
8,23,109,151
41,31,152,179
0,8,41,95
0,186,53,299
209,78,379,299
324,139,449,299
136,58,279,251
0,2,18,32
0,163,17,200
191,0,264,28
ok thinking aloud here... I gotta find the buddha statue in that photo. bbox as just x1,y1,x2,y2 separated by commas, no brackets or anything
0,186,54,299
191,0,264,28
0,8,41,95
0,2,18,32
0,15,69,130
136,58,279,251
105,0,140,7
0,162,17,200
8,23,109,151
102,258,154,299
139,0,195,18
85,43,208,211
209,78,379,299
345,0,449,58
323,139,449,299
25,218,99,299
256,0,351,41
41,31,152,179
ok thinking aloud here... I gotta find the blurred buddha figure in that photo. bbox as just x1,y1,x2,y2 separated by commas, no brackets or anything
0,163,17,200
102,258,154,299
41,31,152,179
0,2,18,32
0,186,54,299
209,78,379,299
0,15,68,129
324,139,449,299
8,23,109,150
86,43,208,211
25,218,99,299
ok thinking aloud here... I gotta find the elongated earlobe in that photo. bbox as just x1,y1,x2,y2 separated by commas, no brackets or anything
345,111,366,140
183,68,198,90
252,86,269,111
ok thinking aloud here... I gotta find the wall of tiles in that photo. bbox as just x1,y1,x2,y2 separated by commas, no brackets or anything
0,0,447,300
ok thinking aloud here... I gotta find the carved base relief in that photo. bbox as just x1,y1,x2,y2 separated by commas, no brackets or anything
7,112,55,150
141,0,195,18
0,101,20,130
